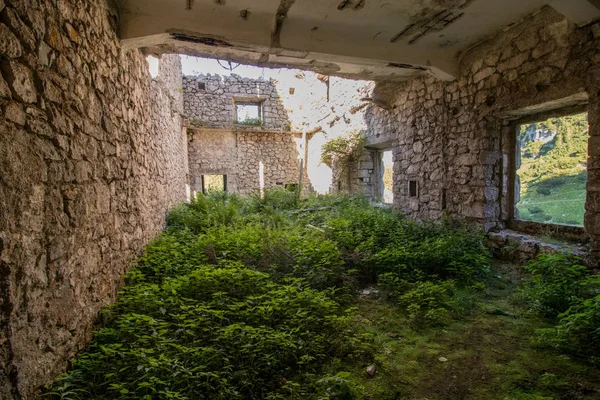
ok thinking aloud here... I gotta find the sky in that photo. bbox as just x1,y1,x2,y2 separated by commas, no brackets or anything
180,55,297,80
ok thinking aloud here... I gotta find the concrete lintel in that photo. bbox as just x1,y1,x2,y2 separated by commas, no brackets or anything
498,92,589,120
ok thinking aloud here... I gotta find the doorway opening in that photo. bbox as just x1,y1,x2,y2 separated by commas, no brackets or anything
378,149,394,204
201,175,227,194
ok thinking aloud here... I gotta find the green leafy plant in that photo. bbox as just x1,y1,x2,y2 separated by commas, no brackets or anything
520,253,592,317
536,293,600,366
45,191,496,398
320,131,365,167
378,274,455,326
234,117,263,126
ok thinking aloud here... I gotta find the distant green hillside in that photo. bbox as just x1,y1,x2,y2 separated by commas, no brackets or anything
516,112,588,226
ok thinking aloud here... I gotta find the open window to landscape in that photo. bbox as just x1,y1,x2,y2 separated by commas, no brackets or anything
201,175,227,193
235,102,263,125
515,112,588,226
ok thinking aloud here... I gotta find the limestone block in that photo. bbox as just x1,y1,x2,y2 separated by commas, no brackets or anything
3,101,25,125
2,7,36,51
514,30,539,52
1,60,37,103
473,67,495,83
0,23,23,58
497,52,529,72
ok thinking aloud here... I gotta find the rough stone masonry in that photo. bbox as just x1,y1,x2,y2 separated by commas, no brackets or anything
184,72,374,195
352,7,600,247
184,74,305,194
0,0,600,398
0,1,188,398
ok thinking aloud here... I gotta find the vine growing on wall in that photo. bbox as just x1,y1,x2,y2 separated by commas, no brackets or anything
321,131,366,191
320,131,365,167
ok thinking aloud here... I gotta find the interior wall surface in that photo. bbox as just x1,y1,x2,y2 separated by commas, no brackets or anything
362,7,599,241
0,1,187,397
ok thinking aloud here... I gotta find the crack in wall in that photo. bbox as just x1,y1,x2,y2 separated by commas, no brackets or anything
171,33,232,47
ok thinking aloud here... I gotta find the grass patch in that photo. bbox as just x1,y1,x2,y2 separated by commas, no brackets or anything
517,172,586,226
344,263,600,399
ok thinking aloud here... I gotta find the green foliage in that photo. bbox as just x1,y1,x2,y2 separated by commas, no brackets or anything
48,261,363,399
234,117,263,126
520,253,592,317
315,372,361,399
320,131,365,167
46,190,494,398
517,112,588,226
520,253,600,365
536,294,600,366
378,274,455,326
166,192,242,234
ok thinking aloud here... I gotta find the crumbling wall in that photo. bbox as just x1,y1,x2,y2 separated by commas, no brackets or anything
187,128,302,195
0,1,187,398
184,71,374,195
363,7,600,236
183,74,289,130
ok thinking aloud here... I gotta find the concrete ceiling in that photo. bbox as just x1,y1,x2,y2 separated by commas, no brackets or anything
117,0,600,81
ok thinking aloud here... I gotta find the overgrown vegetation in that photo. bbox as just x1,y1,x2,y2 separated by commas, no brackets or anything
234,117,263,126
320,131,365,167
519,253,600,366
517,112,588,225
321,131,366,193
45,191,600,399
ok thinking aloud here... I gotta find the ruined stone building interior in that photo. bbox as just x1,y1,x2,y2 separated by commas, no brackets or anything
1,0,600,398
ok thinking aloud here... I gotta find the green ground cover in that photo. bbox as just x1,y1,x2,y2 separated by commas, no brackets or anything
45,191,600,399
517,172,586,226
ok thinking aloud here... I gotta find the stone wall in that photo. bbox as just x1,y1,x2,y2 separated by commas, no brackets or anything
0,1,187,398
184,71,374,194
183,71,375,196
360,7,600,239
187,128,302,195
183,74,289,131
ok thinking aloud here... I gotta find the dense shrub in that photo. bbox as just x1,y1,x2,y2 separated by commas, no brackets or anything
536,294,600,366
379,273,455,326
521,253,600,365
47,263,365,399
520,253,593,317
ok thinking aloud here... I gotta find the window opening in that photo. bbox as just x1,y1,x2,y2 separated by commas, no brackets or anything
197,81,206,90
515,111,588,226
146,55,159,78
235,102,262,125
408,180,418,197
201,175,227,194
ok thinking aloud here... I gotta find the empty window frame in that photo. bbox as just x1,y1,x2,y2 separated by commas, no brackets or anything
235,102,262,124
201,175,227,194
514,111,588,226
197,81,206,90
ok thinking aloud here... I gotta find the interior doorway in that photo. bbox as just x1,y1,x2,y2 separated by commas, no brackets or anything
378,149,394,204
